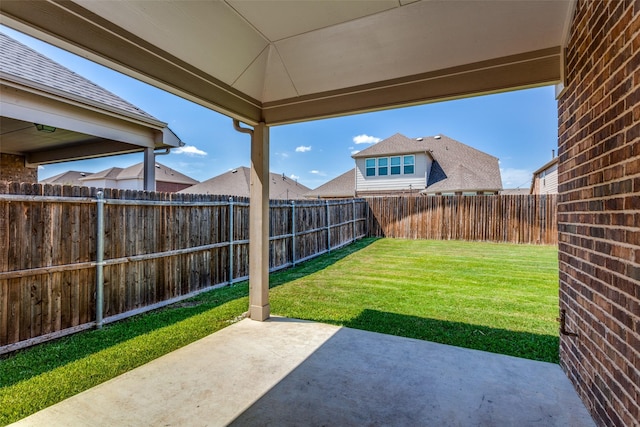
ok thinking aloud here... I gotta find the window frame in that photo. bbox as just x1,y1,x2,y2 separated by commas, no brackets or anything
378,157,389,176
365,158,376,177
403,155,415,175
364,154,416,177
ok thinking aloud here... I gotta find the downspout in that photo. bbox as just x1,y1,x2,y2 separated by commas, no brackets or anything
233,119,254,136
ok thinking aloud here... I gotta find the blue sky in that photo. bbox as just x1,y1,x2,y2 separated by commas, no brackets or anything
3,26,558,190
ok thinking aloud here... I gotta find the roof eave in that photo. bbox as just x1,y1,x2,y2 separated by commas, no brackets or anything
1,73,168,129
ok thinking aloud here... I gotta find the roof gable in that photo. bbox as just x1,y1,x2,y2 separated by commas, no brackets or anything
179,166,311,199
305,169,355,199
39,170,93,186
352,133,429,158
80,162,198,185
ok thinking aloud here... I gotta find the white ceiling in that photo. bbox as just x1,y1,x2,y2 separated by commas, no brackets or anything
0,0,574,125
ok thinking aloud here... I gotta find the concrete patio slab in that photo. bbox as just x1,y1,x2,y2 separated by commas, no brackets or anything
12,317,594,427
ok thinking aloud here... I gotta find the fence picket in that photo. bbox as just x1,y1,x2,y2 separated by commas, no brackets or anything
366,195,557,245
1,185,554,352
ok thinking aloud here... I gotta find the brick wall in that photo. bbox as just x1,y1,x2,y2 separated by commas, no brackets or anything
558,1,640,426
0,153,37,183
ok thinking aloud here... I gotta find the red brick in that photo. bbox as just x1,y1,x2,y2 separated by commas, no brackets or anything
0,153,37,184
559,0,640,425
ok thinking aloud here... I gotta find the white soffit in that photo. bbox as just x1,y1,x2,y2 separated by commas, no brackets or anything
72,0,570,102
225,0,399,42
0,0,573,124
76,0,269,86
272,0,570,98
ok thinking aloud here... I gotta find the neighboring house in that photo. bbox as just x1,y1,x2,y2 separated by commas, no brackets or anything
500,188,531,195
0,32,182,189
179,166,311,200
530,156,558,195
78,162,198,192
305,169,356,199
310,133,501,198
40,171,94,187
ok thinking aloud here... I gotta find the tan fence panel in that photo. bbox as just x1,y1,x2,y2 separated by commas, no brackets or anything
367,195,557,244
0,182,367,351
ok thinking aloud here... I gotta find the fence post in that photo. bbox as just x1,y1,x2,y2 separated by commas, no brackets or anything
291,201,297,266
352,199,356,242
326,200,331,252
95,191,105,329
228,197,234,284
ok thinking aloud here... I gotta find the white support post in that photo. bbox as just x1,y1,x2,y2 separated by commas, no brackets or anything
249,123,270,321
143,147,156,191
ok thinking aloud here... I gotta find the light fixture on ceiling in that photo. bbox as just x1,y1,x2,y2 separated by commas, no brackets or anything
34,123,56,133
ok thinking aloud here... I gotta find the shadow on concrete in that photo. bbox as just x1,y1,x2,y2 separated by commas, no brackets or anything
229,319,592,427
11,317,594,427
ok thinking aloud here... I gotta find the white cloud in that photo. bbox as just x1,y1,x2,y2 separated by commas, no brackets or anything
353,134,381,144
38,165,45,170
351,150,360,155
277,152,290,159
310,170,326,176
290,174,300,180
172,145,207,156
295,145,311,153
500,168,533,188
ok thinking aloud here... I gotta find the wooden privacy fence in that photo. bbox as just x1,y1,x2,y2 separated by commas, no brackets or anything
367,195,557,244
0,183,367,352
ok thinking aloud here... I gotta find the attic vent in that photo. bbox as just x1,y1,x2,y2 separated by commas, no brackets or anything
434,135,441,139
416,137,423,141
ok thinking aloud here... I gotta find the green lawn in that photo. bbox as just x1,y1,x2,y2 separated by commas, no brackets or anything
0,238,559,425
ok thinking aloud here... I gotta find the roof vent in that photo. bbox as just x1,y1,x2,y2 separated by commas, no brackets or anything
434,135,441,139
155,164,161,168
416,137,423,141
80,173,86,177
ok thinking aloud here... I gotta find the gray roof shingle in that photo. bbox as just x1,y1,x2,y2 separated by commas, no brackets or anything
79,162,198,185
179,167,311,200
304,169,355,199
354,133,501,193
351,133,425,158
0,31,158,122
39,170,93,186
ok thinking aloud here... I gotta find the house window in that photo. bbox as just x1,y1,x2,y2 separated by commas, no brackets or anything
378,158,388,176
366,159,376,176
403,155,415,174
390,157,401,175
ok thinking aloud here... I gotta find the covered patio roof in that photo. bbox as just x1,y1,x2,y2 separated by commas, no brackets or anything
0,0,575,319
0,0,573,125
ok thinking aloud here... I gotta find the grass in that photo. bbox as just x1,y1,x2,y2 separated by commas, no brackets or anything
0,238,559,425
270,238,559,362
